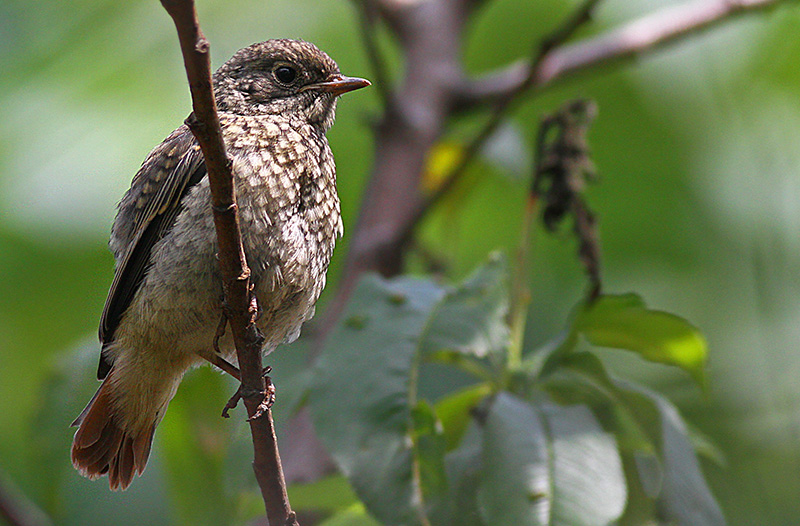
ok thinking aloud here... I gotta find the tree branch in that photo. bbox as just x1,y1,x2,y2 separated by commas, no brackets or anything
159,1,297,524
455,0,788,108
319,0,792,354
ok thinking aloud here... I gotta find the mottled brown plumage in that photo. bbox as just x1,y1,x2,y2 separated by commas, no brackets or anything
71,39,368,490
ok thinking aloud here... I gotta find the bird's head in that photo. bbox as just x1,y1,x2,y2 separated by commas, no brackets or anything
213,39,369,130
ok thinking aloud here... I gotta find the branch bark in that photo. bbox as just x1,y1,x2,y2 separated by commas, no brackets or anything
159,1,297,524
454,0,787,107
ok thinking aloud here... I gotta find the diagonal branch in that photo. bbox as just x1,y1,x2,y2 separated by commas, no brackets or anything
455,0,788,108
159,1,297,524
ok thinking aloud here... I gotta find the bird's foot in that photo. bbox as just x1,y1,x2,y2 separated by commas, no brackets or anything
221,367,274,420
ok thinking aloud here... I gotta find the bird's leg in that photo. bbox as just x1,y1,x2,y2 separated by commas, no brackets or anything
199,312,243,380
204,353,241,381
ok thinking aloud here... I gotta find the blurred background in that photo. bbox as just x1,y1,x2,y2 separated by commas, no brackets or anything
1,0,799,524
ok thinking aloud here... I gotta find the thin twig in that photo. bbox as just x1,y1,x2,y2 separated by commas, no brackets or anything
158,1,297,524
356,0,391,106
455,0,788,107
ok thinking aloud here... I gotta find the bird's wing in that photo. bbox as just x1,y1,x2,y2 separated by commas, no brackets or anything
97,126,207,379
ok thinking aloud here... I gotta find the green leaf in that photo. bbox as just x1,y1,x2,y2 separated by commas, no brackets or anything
420,252,509,361
655,394,727,526
310,256,511,525
317,503,382,526
435,382,492,451
477,393,627,526
435,422,485,526
543,402,628,526
309,275,445,526
615,384,726,526
575,294,708,387
411,400,448,498
159,367,236,526
542,352,659,457
477,393,550,526
287,475,360,514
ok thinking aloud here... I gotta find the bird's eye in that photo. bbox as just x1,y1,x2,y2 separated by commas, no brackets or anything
274,65,297,85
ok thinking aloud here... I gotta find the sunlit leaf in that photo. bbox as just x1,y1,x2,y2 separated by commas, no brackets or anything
543,402,628,525
288,475,360,513
317,502,382,526
477,393,627,526
422,141,465,193
575,294,707,387
477,393,550,526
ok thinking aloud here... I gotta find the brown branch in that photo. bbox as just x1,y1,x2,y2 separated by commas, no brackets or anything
158,1,297,524
455,0,788,107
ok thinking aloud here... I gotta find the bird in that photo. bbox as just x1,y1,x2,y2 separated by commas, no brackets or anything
70,39,369,490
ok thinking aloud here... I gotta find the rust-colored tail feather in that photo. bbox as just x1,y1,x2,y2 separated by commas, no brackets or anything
71,373,156,491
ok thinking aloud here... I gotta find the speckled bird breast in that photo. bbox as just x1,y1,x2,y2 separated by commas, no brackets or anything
224,113,342,346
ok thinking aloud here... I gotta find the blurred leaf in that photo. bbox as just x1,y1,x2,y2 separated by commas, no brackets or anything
478,393,627,526
685,423,727,468
159,368,235,526
422,141,465,194
523,329,578,379
421,252,509,361
575,294,708,387
30,340,99,516
309,275,445,525
480,120,532,179
435,422,485,526
477,393,550,526
435,382,491,451
317,503,381,526
311,256,510,524
411,400,448,499
543,402,628,526
542,352,658,457
616,384,727,526
288,475,360,513
654,394,727,526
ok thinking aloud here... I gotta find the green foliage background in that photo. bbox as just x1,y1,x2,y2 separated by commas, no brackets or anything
1,0,799,524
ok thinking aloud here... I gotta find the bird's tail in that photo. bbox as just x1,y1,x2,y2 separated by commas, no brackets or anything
71,365,174,490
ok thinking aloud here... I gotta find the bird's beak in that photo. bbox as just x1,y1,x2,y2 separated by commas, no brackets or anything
309,74,371,96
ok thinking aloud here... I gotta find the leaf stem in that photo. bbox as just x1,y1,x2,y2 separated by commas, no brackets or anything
506,193,540,374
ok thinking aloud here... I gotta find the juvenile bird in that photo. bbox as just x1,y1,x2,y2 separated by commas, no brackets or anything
71,39,369,490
